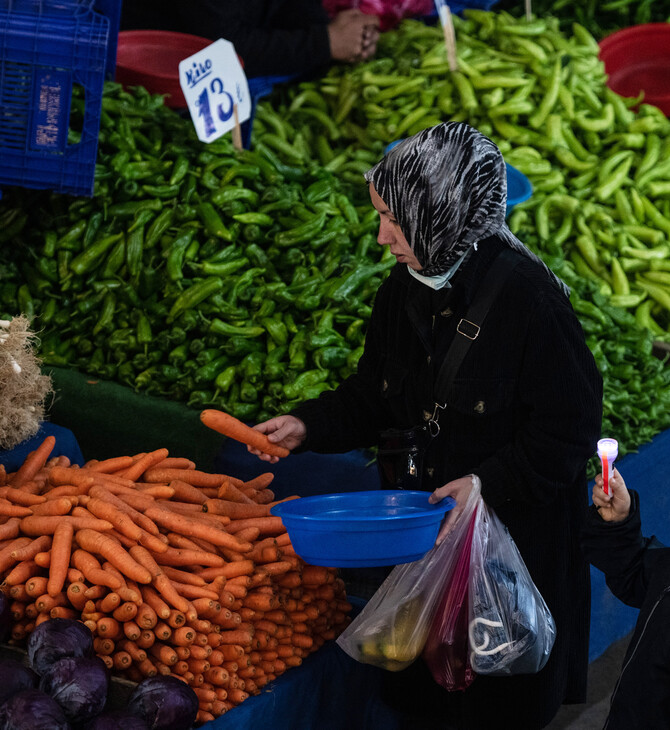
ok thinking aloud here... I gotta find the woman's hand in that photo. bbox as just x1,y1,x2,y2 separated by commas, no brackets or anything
429,474,477,544
592,468,630,522
328,9,380,63
248,415,307,463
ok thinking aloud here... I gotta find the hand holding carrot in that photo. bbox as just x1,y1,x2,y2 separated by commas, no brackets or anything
248,416,307,464
592,468,630,523
200,410,295,460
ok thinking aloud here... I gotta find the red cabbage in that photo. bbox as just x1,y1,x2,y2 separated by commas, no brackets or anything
127,676,198,730
0,688,70,729
27,618,93,676
88,711,149,730
39,656,108,725
0,660,38,705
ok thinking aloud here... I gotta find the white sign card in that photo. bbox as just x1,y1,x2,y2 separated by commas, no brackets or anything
179,39,251,144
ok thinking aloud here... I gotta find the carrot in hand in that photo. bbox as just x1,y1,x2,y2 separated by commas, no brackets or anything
200,410,289,458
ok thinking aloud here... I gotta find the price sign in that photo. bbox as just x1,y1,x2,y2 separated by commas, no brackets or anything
179,38,250,144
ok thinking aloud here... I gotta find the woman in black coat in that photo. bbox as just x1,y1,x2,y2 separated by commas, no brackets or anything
250,123,603,729
582,468,670,730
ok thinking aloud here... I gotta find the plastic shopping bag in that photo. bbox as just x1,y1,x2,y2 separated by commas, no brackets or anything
422,496,479,691
336,485,481,672
467,499,556,676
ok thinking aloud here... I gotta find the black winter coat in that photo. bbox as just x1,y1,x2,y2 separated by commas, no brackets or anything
294,235,603,729
582,490,670,730
120,0,331,78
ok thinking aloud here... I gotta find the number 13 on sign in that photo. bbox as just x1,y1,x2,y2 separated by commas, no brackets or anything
179,39,251,144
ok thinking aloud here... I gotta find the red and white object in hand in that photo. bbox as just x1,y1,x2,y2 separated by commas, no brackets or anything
597,438,619,497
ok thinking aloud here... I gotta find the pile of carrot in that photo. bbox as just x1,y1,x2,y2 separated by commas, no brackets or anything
0,436,351,724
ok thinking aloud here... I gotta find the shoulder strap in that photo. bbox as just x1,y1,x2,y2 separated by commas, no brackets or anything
433,248,521,406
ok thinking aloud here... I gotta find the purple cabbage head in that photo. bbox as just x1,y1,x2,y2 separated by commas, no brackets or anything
127,676,198,730
0,660,38,706
27,619,93,676
0,688,70,729
88,711,149,730
39,656,108,725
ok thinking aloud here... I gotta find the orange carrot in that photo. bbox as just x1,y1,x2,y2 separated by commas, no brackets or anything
72,550,121,590
10,534,51,561
113,602,138,623
0,537,31,572
154,621,172,641
88,485,160,536
88,456,135,474
136,485,175,499
4,559,40,586
143,469,226,489
0,518,20,541
233,527,261,544
136,602,158,630
47,466,93,490
139,585,171,620
47,522,73,597
43,486,79,499
11,436,56,488
86,497,143,542
253,489,275,505
154,458,196,471
226,516,285,536
200,410,290,458
76,530,152,584
25,575,49,598
20,515,113,535
162,565,207,587
100,592,121,613
243,473,275,492
166,480,207,505
0,500,32,518
123,621,142,642
0,487,45,506
97,617,122,639
217,480,255,504
145,507,251,553
154,548,225,568
50,606,77,620
203,499,270,520
118,448,169,482
29,497,74,516
243,592,279,612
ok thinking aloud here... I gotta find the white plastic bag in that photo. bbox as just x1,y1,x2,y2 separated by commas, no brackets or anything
337,485,481,672
467,499,556,676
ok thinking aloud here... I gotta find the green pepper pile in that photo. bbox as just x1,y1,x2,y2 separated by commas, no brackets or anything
0,83,393,422
0,10,668,473
495,0,670,39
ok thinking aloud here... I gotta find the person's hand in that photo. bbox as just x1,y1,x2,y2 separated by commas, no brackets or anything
429,474,477,544
328,9,380,64
592,467,630,522
247,415,306,463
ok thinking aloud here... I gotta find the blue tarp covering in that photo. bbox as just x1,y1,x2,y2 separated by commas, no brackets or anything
0,421,84,473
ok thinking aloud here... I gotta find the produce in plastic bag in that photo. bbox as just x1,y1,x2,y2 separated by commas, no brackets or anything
337,485,481,671
467,502,556,676
422,496,480,691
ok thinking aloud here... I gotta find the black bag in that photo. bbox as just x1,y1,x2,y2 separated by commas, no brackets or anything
377,426,429,490
376,250,521,491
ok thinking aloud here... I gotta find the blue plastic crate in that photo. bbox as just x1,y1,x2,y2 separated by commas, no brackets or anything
0,0,109,196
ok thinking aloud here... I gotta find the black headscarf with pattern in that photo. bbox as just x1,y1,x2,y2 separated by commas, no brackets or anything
365,122,569,295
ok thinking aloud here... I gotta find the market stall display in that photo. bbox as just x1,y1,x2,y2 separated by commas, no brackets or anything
0,435,352,724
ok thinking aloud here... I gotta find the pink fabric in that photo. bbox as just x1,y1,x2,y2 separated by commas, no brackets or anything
322,0,434,30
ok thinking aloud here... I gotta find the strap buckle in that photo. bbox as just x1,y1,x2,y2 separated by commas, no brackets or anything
428,402,446,437
457,318,480,340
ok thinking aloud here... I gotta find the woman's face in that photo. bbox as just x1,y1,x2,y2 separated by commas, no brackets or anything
369,184,422,271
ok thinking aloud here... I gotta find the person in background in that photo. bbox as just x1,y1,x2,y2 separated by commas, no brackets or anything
247,122,603,729
582,467,670,730
120,1,380,77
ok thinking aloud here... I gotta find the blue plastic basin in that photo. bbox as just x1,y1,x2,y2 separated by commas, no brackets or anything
383,141,532,217
271,490,455,568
